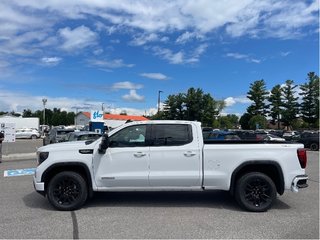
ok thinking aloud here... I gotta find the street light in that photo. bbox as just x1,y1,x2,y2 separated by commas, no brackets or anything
157,90,163,114
42,98,47,125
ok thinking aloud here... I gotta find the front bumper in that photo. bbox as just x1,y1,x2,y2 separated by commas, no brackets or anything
291,175,308,193
33,176,45,196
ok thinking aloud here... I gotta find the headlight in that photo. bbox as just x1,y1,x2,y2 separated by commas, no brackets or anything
38,152,49,165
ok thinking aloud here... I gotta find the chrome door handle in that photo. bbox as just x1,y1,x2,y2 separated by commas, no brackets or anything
134,152,147,157
184,151,196,157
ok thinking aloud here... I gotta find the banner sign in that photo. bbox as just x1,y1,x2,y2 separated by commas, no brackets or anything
0,122,16,142
90,110,104,122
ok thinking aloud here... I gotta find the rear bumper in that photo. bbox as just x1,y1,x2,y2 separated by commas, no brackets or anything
291,175,308,193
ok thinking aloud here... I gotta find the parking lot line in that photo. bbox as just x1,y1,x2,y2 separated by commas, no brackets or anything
4,168,36,177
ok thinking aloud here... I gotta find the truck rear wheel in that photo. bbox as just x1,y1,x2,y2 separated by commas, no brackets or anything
235,172,276,212
47,171,88,211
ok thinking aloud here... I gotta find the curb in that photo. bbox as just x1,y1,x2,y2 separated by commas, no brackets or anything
2,153,36,161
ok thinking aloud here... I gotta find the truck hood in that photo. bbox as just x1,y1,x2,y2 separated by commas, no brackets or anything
38,141,98,152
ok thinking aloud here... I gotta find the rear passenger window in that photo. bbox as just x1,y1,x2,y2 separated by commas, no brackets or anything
152,124,192,146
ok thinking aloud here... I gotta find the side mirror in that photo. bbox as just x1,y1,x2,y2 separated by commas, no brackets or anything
98,134,109,154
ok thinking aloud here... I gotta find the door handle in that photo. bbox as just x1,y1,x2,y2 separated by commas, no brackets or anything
134,152,147,157
184,151,196,157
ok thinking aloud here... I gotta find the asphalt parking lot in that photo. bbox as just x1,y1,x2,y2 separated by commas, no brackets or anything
0,145,318,239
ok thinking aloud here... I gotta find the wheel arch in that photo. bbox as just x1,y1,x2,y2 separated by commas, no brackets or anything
230,160,285,196
41,162,93,197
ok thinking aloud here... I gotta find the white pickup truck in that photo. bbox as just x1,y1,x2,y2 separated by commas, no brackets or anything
33,120,308,212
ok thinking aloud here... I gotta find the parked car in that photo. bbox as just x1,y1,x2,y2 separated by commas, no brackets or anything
65,131,102,142
204,130,241,140
263,134,286,142
15,128,40,139
233,130,257,140
282,131,300,141
43,128,75,145
298,132,319,151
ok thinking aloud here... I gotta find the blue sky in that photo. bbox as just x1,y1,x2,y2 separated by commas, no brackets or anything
0,0,318,116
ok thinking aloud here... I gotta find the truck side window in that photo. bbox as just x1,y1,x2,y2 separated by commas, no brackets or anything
152,124,192,146
109,125,147,147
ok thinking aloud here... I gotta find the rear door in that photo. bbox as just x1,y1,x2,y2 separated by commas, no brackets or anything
148,123,202,188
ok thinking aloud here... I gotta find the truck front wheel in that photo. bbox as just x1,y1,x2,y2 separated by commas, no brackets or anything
47,171,88,211
235,172,276,212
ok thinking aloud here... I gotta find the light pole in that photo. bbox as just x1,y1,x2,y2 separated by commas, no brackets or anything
157,90,163,114
102,103,104,113
42,98,47,125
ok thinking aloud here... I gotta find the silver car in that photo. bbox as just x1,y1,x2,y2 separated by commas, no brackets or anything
15,128,41,139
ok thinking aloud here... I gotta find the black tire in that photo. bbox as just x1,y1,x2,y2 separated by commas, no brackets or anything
310,142,319,151
235,172,277,212
47,171,88,211
31,135,37,140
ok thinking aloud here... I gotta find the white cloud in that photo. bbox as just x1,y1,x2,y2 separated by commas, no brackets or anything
226,52,262,63
176,31,205,44
41,57,62,66
152,44,208,64
0,88,153,116
140,73,169,80
88,59,134,69
3,1,318,39
152,47,184,64
0,0,317,73
112,81,143,90
122,89,145,102
224,96,252,107
280,51,291,57
59,26,98,51
224,97,237,107
130,33,162,46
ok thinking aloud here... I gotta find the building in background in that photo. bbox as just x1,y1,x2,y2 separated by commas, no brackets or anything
75,112,149,129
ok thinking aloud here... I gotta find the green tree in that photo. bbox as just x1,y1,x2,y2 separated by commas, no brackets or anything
299,72,319,128
162,93,186,120
67,112,76,125
248,115,268,130
281,80,299,128
246,79,269,117
184,88,203,121
161,87,224,125
219,114,239,129
268,84,283,129
239,113,252,130
22,109,33,117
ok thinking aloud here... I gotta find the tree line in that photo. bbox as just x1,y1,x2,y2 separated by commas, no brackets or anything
0,72,318,130
0,108,76,126
241,72,319,130
154,71,319,130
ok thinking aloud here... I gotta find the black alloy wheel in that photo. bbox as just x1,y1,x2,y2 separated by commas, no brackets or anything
235,172,276,212
47,171,88,211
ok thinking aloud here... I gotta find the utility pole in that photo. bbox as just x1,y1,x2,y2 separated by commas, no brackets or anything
42,98,47,125
157,90,163,114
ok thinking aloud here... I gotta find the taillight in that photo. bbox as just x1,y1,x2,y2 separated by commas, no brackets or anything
297,148,307,169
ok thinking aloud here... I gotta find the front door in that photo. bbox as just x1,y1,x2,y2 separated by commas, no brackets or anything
93,124,150,188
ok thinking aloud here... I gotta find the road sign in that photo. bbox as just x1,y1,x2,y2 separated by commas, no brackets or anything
4,168,36,177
